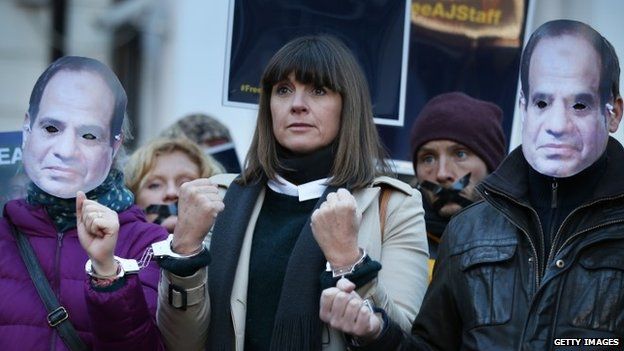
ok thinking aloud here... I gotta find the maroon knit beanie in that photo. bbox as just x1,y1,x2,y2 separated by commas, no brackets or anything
410,92,506,173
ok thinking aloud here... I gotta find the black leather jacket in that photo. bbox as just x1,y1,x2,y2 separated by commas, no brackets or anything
364,138,624,351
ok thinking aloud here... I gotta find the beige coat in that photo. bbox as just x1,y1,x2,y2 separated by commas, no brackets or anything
157,174,429,351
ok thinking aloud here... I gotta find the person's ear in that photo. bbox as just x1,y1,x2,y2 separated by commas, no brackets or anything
607,97,623,133
22,113,31,147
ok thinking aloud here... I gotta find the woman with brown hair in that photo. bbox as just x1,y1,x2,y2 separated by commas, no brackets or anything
155,35,429,351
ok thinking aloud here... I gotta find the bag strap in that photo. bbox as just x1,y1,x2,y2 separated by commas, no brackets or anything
378,186,391,242
8,222,88,351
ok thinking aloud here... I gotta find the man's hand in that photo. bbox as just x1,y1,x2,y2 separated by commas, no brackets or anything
311,188,362,267
320,278,383,341
172,179,224,255
76,191,119,276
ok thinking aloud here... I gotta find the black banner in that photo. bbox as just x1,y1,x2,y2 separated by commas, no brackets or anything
225,0,410,124
380,0,527,173
225,0,528,173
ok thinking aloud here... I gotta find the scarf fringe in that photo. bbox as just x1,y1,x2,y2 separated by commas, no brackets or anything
270,314,322,351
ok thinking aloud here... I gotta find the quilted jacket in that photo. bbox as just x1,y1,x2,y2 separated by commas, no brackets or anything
0,199,167,351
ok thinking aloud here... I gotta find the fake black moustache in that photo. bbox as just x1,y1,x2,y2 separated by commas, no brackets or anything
418,173,473,212
144,203,178,225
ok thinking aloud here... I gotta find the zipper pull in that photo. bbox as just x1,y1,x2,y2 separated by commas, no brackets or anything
57,232,64,248
551,180,558,209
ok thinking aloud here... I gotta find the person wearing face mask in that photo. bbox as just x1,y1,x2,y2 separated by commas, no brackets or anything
0,56,167,350
154,35,429,351
319,19,624,350
124,137,223,232
409,92,506,278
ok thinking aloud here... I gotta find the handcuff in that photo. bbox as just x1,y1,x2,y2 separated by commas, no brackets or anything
84,232,207,282
325,248,368,278
85,256,140,278
85,256,140,287
151,234,207,259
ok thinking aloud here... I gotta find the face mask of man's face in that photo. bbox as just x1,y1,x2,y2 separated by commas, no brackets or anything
521,35,612,178
22,70,117,198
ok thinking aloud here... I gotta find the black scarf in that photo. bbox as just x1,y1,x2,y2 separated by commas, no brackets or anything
26,169,134,232
209,146,337,350
422,193,450,238
276,143,335,185
208,177,337,351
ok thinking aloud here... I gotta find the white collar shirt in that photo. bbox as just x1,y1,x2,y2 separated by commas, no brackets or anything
267,175,330,202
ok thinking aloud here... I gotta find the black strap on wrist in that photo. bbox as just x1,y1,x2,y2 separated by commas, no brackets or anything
320,255,382,289
8,221,88,351
157,247,211,277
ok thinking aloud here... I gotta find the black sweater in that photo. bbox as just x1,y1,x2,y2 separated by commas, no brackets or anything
244,187,317,351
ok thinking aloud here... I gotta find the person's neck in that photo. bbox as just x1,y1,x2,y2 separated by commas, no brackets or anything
26,169,134,232
276,143,335,185
527,151,607,253
528,152,607,210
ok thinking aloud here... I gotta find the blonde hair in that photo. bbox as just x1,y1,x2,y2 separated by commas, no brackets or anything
124,137,223,195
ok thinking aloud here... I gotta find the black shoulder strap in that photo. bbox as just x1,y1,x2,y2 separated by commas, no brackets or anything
8,222,88,351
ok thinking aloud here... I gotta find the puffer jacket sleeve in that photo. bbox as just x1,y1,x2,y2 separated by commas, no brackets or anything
84,219,167,351
85,274,164,350
356,186,430,332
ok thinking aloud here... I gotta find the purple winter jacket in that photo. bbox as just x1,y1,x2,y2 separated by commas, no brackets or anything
0,199,168,351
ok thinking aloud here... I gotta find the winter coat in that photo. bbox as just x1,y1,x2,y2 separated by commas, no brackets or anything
366,138,624,351
157,174,429,351
0,199,167,351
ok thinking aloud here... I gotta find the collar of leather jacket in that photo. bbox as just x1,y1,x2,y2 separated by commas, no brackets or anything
478,137,624,205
